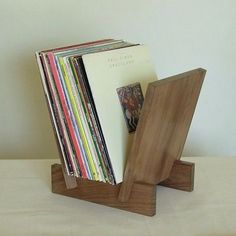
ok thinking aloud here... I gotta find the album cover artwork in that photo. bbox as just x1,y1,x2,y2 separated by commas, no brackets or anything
117,82,144,133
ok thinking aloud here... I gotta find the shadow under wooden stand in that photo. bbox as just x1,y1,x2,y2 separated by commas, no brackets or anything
51,68,206,216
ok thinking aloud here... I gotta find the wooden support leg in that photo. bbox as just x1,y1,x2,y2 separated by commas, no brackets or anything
159,160,194,192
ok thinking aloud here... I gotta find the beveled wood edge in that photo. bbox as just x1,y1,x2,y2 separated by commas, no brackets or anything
150,68,206,87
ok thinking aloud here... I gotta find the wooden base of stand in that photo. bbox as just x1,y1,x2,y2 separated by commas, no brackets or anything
52,163,156,216
51,160,194,216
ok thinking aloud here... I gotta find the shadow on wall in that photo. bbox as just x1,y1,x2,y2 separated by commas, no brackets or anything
0,47,58,159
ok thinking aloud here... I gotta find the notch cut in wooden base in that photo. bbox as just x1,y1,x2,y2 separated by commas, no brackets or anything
51,160,194,216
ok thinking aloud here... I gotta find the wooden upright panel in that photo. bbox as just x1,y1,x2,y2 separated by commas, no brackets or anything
119,68,205,202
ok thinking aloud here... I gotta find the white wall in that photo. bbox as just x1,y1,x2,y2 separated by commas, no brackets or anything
0,0,235,159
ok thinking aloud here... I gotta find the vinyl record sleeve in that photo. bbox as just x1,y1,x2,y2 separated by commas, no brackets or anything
82,45,158,183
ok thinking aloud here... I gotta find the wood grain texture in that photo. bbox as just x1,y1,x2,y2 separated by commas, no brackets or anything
159,160,194,191
119,68,205,202
52,164,156,216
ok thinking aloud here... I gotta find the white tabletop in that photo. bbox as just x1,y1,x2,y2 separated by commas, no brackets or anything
0,157,236,236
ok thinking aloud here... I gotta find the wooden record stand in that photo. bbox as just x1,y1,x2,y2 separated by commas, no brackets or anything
51,68,206,216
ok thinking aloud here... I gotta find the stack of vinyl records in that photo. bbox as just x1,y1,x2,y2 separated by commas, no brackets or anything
36,39,157,184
